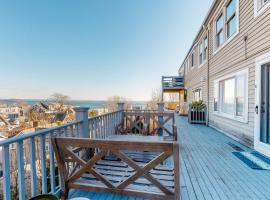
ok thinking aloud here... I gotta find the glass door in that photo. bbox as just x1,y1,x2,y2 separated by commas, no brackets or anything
260,64,270,144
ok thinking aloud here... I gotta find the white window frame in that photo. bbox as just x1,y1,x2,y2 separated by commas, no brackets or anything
254,0,270,17
193,88,202,101
213,0,239,55
213,69,249,123
191,52,195,68
198,35,208,68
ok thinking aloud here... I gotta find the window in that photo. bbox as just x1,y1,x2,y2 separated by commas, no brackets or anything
203,37,208,60
258,0,270,11
216,14,224,48
199,36,208,65
215,0,238,50
191,53,195,67
213,70,248,122
214,82,219,111
199,43,203,65
221,78,235,115
193,89,202,101
226,0,237,38
236,74,245,116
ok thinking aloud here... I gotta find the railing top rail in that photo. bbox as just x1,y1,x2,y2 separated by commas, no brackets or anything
0,120,83,146
88,110,122,120
54,137,176,151
124,110,175,115
162,76,184,79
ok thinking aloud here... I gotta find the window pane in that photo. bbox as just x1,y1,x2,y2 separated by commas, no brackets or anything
203,37,208,60
194,89,202,101
214,83,219,111
217,31,224,47
227,15,236,37
226,0,236,20
216,14,224,32
236,75,245,117
204,37,208,49
222,78,235,115
258,0,270,10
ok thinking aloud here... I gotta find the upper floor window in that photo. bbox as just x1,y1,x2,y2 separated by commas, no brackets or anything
199,36,208,65
258,0,270,10
203,37,208,60
255,0,270,16
191,53,195,67
226,0,237,38
216,14,224,48
215,0,238,51
199,43,203,65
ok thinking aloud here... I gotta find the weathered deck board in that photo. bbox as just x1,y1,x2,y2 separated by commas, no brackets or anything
69,116,270,200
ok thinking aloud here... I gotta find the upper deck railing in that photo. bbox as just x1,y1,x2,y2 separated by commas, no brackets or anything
0,103,176,200
162,76,184,91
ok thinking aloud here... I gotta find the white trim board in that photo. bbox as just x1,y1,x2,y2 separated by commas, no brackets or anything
254,52,270,158
254,0,270,17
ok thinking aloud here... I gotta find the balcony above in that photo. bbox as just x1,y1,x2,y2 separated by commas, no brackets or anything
162,76,184,92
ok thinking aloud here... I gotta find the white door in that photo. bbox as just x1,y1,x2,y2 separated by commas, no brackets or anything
255,53,270,157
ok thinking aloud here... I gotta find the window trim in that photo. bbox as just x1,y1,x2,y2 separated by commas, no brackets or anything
213,0,239,55
254,0,270,17
213,69,249,123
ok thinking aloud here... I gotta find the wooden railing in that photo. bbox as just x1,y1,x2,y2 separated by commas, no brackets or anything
0,108,178,199
52,137,180,200
162,76,184,90
88,110,123,139
0,120,83,200
118,110,177,140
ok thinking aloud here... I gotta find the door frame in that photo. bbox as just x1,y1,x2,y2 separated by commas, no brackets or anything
254,52,270,157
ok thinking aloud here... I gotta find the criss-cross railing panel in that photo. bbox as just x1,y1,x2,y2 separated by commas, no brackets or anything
118,110,177,140
52,138,180,200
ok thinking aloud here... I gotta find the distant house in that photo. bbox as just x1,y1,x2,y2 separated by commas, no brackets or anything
179,0,270,157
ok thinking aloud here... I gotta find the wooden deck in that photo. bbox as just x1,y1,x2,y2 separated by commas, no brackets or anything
69,116,270,200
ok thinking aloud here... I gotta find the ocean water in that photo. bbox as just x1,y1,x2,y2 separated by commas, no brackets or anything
0,99,146,109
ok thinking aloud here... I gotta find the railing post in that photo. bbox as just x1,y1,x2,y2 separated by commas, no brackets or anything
74,107,90,138
117,102,125,111
157,102,164,136
117,102,125,128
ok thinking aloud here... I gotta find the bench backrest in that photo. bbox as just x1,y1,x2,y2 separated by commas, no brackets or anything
52,137,180,200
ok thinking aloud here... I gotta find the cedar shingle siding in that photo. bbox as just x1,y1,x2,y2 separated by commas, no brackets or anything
179,0,270,147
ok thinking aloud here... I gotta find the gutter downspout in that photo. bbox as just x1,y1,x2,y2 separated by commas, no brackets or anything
206,26,210,126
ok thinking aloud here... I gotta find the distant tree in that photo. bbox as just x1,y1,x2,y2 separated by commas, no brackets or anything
49,93,70,112
105,96,130,112
147,89,162,110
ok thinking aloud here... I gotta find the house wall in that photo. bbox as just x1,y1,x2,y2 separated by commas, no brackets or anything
179,0,270,147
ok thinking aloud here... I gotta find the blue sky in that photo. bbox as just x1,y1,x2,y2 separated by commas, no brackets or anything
0,0,213,100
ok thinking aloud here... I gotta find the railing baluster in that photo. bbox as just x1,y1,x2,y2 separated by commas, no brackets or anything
17,141,25,200
71,124,74,137
2,145,11,200
64,127,68,137
76,124,79,137
102,116,105,139
49,132,56,194
30,137,37,197
40,135,47,194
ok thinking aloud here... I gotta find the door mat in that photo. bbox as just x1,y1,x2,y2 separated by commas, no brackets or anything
233,151,270,170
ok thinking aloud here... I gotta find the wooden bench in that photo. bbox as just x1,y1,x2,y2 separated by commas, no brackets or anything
52,137,180,200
